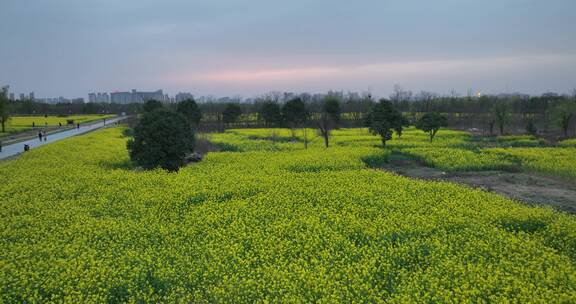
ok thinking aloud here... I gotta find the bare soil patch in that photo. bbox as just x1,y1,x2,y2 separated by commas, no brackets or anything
383,154,576,214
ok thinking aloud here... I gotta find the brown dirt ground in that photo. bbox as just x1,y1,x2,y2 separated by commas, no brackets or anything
382,154,576,214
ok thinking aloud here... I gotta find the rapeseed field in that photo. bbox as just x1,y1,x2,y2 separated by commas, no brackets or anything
1,127,575,302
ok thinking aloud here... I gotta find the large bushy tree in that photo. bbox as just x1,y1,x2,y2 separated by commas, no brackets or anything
416,112,448,142
258,101,282,127
177,98,202,128
127,109,194,172
365,99,403,147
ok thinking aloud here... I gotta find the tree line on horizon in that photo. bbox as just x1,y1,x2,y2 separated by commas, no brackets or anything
2,85,576,138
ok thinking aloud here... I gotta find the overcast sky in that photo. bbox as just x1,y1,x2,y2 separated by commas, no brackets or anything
1,0,575,99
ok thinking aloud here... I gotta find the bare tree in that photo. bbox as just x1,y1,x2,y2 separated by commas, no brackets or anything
416,91,436,112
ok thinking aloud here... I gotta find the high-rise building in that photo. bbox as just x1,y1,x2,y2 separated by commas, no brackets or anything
19,93,25,100
110,91,132,104
133,89,164,103
98,93,110,102
29,92,35,101
111,89,165,104
89,92,111,103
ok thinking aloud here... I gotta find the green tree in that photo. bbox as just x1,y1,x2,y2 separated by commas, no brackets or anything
127,110,194,172
258,100,282,127
143,100,163,113
282,97,308,139
177,98,202,128
222,103,242,124
552,101,576,138
318,96,341,148
0,86,10,133
365,99,403,147
415,112,448,142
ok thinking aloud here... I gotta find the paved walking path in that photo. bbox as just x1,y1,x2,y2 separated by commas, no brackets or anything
0,116,127,160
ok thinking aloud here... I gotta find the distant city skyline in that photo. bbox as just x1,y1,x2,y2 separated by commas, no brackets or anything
1,0,575,98
5,85,576,106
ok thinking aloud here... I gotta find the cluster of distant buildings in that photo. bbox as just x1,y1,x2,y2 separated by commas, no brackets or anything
6,92,35,102
6,90,84,104
90,90,193,104
9,94,84,104
6,88,195,105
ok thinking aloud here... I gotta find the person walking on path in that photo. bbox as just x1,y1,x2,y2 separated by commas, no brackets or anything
77,123,80,130
0,140,2,152
38,131,43,141
43,130,47,142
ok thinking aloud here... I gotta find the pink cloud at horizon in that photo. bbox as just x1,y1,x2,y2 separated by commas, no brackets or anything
168,54,575,84
158,54,576,96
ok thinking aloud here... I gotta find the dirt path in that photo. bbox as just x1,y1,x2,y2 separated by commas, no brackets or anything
382,154,576,214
